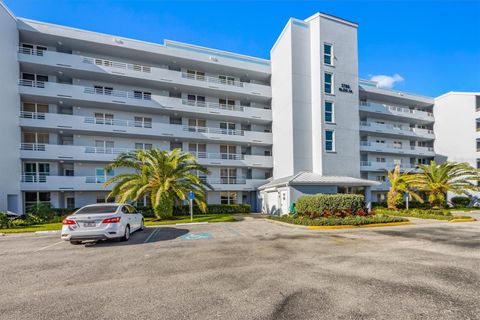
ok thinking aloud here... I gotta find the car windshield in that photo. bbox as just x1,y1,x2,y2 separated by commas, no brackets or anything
75,205,119,214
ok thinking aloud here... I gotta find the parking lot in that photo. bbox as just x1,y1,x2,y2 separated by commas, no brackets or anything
1,218,479,320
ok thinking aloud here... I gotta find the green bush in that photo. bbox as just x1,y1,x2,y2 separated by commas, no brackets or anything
374,208,472,220
296,194,366,218
0,212,10,229
135,204,250,217
269,214,406,226
450,196,471,208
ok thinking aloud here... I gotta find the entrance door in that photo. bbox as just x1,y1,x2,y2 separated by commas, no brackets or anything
280,191,289,214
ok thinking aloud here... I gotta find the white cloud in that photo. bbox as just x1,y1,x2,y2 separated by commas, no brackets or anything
369,73,404,89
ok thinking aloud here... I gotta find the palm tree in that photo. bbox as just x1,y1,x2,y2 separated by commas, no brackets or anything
387,164,423,209
104,148,212,219
407,161,480,208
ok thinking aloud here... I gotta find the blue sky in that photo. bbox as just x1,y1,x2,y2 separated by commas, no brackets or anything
4,0,479,97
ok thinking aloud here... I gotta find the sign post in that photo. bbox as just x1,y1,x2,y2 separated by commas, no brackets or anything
188,191,195,222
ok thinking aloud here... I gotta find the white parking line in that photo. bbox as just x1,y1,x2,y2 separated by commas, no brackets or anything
144,228,160,243
35,241,65,252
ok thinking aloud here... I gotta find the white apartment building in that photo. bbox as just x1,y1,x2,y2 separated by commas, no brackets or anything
0,2,476,214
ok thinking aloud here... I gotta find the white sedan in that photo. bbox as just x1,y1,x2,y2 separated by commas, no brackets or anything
61,203,144,244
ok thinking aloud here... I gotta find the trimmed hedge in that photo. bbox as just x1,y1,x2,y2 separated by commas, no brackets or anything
296,194,366,218
135,204,251,217
269,214,407,226
450,196,471,208
374,208,472,221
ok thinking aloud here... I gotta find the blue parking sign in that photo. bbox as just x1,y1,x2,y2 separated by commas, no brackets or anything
188,191,195,200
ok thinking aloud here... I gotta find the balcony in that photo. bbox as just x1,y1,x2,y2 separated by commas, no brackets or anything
371,181,390,191
17,48,271,99
359,121,434,140
360,141,435,156
18,80,272,122
20,174,266,191
19,112,273,146
19,143,273,168
359,101,433,123
360,161,418,172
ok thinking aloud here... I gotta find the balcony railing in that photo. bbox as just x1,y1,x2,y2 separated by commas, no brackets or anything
360,141,434,152
84,147,129,154
21,174,48,183
190,152,245,160
20,111,46,120
83,57,152,73
360,121,434,136
181,72,244,88
18,47,46,56
83,87,152,100
20,143,46,151
181,99,246,112
84,116,152,128
360,101,433,118
182,125,244,136
360,161,418,170
18,79,46,88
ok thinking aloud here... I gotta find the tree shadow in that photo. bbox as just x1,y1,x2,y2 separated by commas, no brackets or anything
83,227,189,248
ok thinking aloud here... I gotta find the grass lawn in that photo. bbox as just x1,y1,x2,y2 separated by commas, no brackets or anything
269,214,407,227
0,222,63,234
145,214,237,225
0,214,238,234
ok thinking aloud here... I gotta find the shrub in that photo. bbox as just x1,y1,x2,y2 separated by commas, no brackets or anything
26,203,55,222
450,196,471,208
296,194,365,218
0,212,10,229
135,204,250,217
269,214,406,226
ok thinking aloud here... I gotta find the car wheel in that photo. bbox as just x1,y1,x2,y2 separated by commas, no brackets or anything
139,219,145,231
120,225,130,242
70,241,82,245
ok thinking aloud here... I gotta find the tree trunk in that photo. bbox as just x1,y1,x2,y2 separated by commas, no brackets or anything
153,195,174,219
387,189,398,210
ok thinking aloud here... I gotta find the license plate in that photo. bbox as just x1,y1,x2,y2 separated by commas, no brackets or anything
83,222,96,227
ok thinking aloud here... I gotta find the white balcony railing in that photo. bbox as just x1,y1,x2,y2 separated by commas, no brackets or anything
18,79,46,88
17,47,271,93
359,141,434,153
83,57,152,73
83,87,151,100
18,47,46,56
360,161,418,171
21,174,48,183
182,125,244,136
20,142,46,151
360,101,433,119
360,121,434,137
181,99,246,112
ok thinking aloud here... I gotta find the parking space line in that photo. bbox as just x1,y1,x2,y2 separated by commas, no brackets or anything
144,227,160,243
35,241,64,252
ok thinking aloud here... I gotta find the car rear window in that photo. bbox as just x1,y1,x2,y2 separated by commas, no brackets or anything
75,205,119,214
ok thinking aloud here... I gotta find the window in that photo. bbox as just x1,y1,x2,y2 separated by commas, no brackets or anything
169,116,182,125
375,139,385,144
22,102,48,118
66,197,75,209
134,116,152,128
220,122,236,135
22,132,49,144
64,169,74,176
24,192,51,208
376,157,386,163
189,143,206,158
376,193,386,202
96,195,115,204
324,101,334,123
264,150,272,157
135,143,153,150
219,75,235,85
133,90,151,100
219,99,236,110
324,43,333,65
95,168,115,183
324,72,333,94
220,192,237,204
170,142,183,151
95,140,114,153
393,141,403,149
188,119,207,132
94,85,113,95
220,168,237,184
220,145,237,159
376,175,386,182
94,113,114,125
23,162,50,182
325,130,335,152
186,94,206,106
21,73,48,87
186,69,205,81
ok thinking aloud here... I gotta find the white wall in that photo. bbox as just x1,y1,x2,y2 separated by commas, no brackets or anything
0,2,21,213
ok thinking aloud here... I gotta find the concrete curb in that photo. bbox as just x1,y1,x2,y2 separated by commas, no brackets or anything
265,218,414,230
449,218,477,223
175,222,209,226
35,230,61,234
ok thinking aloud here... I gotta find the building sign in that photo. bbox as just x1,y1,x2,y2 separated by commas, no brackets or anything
339,83,353,94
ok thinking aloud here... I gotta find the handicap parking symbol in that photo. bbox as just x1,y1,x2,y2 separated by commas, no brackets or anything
180,232,213,241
